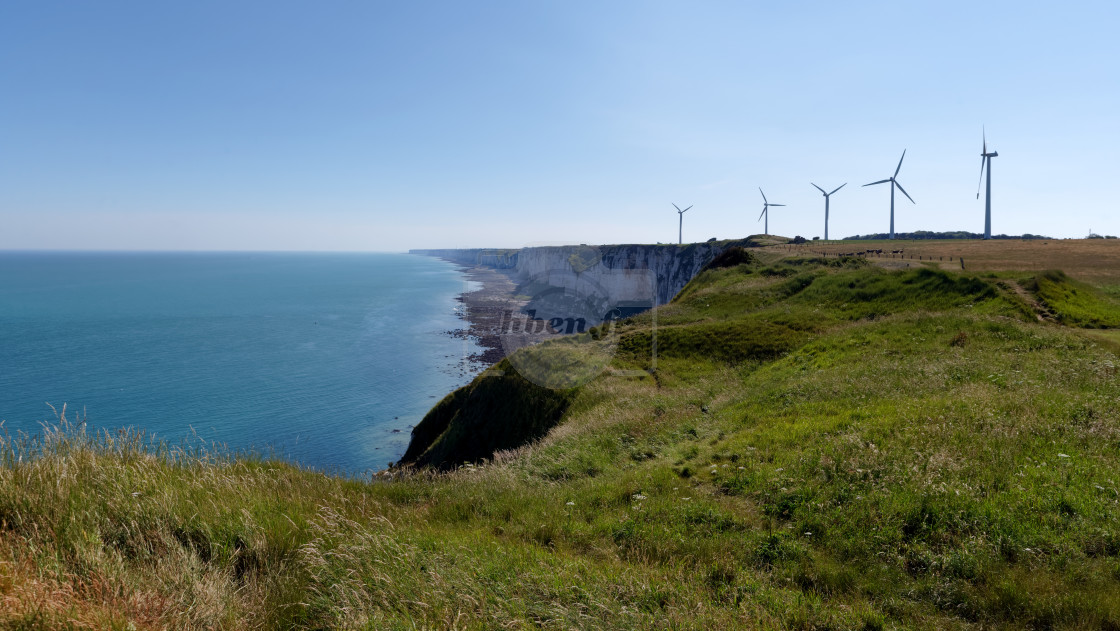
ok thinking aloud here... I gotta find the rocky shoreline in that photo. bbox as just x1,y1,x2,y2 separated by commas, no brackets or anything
446,263,525,367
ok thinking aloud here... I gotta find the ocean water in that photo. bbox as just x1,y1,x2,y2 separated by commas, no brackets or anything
0,251,478,474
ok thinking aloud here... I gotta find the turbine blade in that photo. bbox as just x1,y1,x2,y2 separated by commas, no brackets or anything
673,203,682,212
770,204,785,207
863,179,890,187
758,207,767,221
894,149,906,178
894,180,915,204
811,183,826,194
829,183,847,195
759,187,767,203
983,126,987,154
976,156,986,199
682,205,693,213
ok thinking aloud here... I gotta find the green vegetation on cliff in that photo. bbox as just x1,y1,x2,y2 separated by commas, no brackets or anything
3,252,1120,629
399,365,574,469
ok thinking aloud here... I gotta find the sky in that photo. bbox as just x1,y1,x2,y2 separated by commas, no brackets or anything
1,1,1117,251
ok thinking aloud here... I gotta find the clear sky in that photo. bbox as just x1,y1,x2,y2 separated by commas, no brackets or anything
1,1,1117,251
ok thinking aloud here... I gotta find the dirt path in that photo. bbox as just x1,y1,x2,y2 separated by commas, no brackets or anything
999,279,1056,323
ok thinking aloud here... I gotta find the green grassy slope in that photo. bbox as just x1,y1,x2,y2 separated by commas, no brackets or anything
3,255,1119,629
1032,269,1120,327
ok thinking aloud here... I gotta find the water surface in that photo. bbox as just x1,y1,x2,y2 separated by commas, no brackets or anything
0,251,477,474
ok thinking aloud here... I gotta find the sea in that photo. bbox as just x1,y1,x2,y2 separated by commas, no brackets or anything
0,251,479,475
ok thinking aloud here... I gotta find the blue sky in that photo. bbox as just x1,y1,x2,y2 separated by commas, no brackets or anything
1,1,1117,251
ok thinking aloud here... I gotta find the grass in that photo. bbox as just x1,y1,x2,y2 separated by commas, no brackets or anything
1032,269,1120,327
3,253,1120,629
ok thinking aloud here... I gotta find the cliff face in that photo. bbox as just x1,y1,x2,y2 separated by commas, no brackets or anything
411,239,751,307
408,248,520,269
401,239,754,469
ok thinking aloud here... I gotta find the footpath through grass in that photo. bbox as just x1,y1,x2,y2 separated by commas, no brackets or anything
2,255,1119,629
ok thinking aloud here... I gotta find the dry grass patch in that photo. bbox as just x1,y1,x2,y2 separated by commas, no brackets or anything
773,238,1120,285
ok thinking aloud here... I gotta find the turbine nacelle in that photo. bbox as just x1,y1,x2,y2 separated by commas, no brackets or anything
980,127,998,157
812,182,847,197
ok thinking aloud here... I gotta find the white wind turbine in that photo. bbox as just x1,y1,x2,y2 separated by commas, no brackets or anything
673,203,692,244
863,150,915,239
976,129,998,240
811,182,846,241
758,188,784,236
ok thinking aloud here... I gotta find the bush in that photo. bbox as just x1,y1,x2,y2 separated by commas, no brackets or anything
704,247,754,269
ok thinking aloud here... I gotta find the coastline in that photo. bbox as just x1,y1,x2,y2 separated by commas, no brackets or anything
446,261,525,367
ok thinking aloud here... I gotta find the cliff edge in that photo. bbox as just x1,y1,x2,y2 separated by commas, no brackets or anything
410,239,754,306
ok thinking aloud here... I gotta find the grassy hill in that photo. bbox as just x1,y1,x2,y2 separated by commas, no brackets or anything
3,247,1120,629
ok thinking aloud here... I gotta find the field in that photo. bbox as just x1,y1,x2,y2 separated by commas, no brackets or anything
777,238,1120,287
3,242,1120,629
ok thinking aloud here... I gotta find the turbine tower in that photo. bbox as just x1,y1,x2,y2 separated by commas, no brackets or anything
811,182,846,241
758,188,784,236
863,150,915,239
976,129,998,240
673,203,692,245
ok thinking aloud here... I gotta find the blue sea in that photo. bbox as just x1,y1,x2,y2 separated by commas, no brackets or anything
0,251,478,474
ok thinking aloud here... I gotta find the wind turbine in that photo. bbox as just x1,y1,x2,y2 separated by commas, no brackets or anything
811,182,846,241
758,188,784,236
863,150,914,239
976,129,998,240
673,203,692,244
